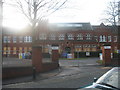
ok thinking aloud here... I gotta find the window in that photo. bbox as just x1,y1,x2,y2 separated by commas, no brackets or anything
39,33,47,40
77,34,83,40
7,47,11,54
7,36,11,43
43,45,49,53
59,34,65,40
75,45,82,52
75,45,82,48
19,36,23,43
114,46,117,52
94,36,98,41
13,36,17,43
86,34,91,40
3,36,11,43
3,47,7,54
19,47,22,53
3,36,7,43
24,36,32,42
114,36,117,42
29,36,32,42
24,47,27,53
91,44,96,48
49,34,56,40
91,44,97,51
108,36,112,42
13,47,17,54
99,35,106,42
28,47,32,51
83,44,91,51
67,34,74,40
24,36,27,42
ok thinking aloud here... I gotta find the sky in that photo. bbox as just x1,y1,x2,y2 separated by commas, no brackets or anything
2,0,114,29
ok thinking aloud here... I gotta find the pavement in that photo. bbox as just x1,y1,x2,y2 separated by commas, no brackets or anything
2,57,112,87
2,57,60,85
3,67,62,85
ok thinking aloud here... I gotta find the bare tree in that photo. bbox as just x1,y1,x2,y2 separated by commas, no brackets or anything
5,0,68,42
102,0,119,26
10,0,68,28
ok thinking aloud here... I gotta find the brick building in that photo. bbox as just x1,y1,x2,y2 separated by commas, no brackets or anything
2,22,119,58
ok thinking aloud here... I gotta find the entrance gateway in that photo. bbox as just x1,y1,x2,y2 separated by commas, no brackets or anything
65,47,71,53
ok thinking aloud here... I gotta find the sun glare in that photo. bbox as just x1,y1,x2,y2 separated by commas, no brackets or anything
3,19,28,31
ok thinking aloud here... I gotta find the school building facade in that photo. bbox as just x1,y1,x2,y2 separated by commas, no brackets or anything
2,22,119,58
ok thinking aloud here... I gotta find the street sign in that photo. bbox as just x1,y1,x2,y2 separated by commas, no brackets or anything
104,46,111,49
51,46,59,50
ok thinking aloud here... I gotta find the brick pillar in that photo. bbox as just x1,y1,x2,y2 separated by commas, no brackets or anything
32,46,42,72
51,45,59,62
102,45,111,66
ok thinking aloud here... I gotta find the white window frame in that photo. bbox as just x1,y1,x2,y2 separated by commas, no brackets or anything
94,36,98,42
19,36,23,43
24,36,27,42
59,34,65,40
49,34,56,40
99,35,106,42
7,36,11,43
108,36,112,42
86,34,91,40
39,33,47,40
77,34,83,40
24,36,32,43
13,36,17,43
92,44,96,48
68,34,74,40
29,36,32,42
114,36,117,42
3,36,7,43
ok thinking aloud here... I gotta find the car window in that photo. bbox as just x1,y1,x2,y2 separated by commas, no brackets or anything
96,68,119,88
103,72,118,88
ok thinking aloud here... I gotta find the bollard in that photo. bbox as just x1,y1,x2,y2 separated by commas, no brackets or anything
33,67,36,80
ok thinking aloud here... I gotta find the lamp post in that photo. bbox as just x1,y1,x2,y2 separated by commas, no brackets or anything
0,0,3,59
0,0,3,89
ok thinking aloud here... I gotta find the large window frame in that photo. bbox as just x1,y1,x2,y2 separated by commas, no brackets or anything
59,34,65,40
49,34,56,40
77,34,83,40
67,34,74,40
39,33,47,40
13,36,17,43
86,34,91,40
99,35,106,42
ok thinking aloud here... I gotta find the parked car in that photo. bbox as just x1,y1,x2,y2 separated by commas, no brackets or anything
79,67,120,90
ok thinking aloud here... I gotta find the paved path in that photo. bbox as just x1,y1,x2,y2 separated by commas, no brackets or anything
3,58,32,67
3,57,52,67
59,57,99,67
2,57,112,88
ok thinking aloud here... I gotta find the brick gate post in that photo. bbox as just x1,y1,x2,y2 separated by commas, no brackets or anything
32,46,42,72
51,45,59,62
102,44,111,66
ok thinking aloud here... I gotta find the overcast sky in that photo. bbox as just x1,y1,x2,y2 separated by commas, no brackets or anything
3,0,115,29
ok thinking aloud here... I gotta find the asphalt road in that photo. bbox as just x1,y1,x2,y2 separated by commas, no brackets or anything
3,57,112,88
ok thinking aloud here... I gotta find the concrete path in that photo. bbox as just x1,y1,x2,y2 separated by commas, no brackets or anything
2,57,112,88
59,57,99,67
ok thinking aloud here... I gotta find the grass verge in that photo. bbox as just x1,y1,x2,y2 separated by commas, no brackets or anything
96,60,105,65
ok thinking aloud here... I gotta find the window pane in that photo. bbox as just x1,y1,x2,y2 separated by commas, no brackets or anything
77,34,83,40
19,47,22,53
3,36,7,43
19,36,23,43
13,36,17,43
68,34,74,40
3,47,7,54
59,34,65,40
13,47,17,54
